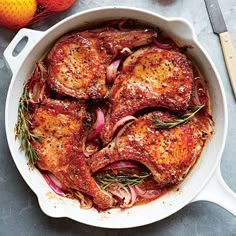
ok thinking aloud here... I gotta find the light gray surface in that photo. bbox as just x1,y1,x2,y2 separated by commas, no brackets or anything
0,0,236,235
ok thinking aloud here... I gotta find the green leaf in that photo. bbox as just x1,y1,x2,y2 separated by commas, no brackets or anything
153,105,204,129
16,84,42,165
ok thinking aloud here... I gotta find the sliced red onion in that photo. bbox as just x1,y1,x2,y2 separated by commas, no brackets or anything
192,77,206,106
108,183,131,206
112,116,137,136
114,118,136,147
153,38,173,50
106,48,132,85
102,160,141,171
133,185,146,196
42,173,66,197
106,59,121,85
133,185,161,199
83,142,98,157
87,108,105,141
125,185,137,208
28,63,47,104
115,121,130,140
120,47,133,57
120,47,133,55
118,19,134,31
47,173,63,189
107,183,137,208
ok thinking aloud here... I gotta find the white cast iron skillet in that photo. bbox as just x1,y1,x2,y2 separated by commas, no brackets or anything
4,7,236,228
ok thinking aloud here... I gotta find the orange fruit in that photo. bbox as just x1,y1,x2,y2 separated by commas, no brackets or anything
0,0,37,29
38,0,76,12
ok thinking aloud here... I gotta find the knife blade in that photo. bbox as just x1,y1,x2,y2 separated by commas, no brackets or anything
204,0,236,99
204,0,227,34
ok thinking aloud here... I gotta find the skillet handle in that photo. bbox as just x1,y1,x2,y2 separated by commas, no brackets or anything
191,164,236,216
3,28,44,73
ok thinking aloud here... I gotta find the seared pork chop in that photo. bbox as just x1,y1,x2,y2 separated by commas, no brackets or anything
101,46,194,144
89,109,213,186
46,27,156,100
17,21,214,211
30,98,114,209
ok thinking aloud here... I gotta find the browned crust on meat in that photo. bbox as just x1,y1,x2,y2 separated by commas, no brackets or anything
46,33,108,100
89,109,213,186
46,27,156,100
101,46,194,144
30,99,114,209
22,23,214,210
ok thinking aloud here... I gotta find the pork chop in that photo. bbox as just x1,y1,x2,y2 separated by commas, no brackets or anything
46,27,156,100
29,98,114,209
101,46,194,144
89,108,213,186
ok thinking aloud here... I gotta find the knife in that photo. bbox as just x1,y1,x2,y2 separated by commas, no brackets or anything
204,0,236,98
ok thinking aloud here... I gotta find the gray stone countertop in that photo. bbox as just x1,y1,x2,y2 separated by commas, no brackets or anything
0,0,236,235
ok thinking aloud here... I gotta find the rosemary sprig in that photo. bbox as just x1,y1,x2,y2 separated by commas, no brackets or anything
153,105,204,129
95,172,151,190
16,85,43,164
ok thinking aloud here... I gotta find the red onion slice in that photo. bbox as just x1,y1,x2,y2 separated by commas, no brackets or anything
115,121,135,148
114,117,137,148
108,183,131,206
83,142,98,157
107,183,137,208
134,185,161,199
106,59,121,85
102,160,141,171
87,108,105,141
112,116,137,136
125,185,137,208
192,77,207,106
133,185,146,196
118,19,134,31
47,173,63,189
28,63,47,104
120,47,133,55
153,38,173,50
42,173,66,197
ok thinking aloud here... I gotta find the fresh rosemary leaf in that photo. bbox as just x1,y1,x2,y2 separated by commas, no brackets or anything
16,85,42,164
153,105,204,129
95,172,151,190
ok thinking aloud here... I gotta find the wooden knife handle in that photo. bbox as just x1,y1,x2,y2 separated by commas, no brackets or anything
219,31,236,98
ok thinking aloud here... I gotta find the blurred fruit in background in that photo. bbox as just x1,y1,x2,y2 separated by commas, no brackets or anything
0,0,37,29
38,0,76,12
0,0,76,30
